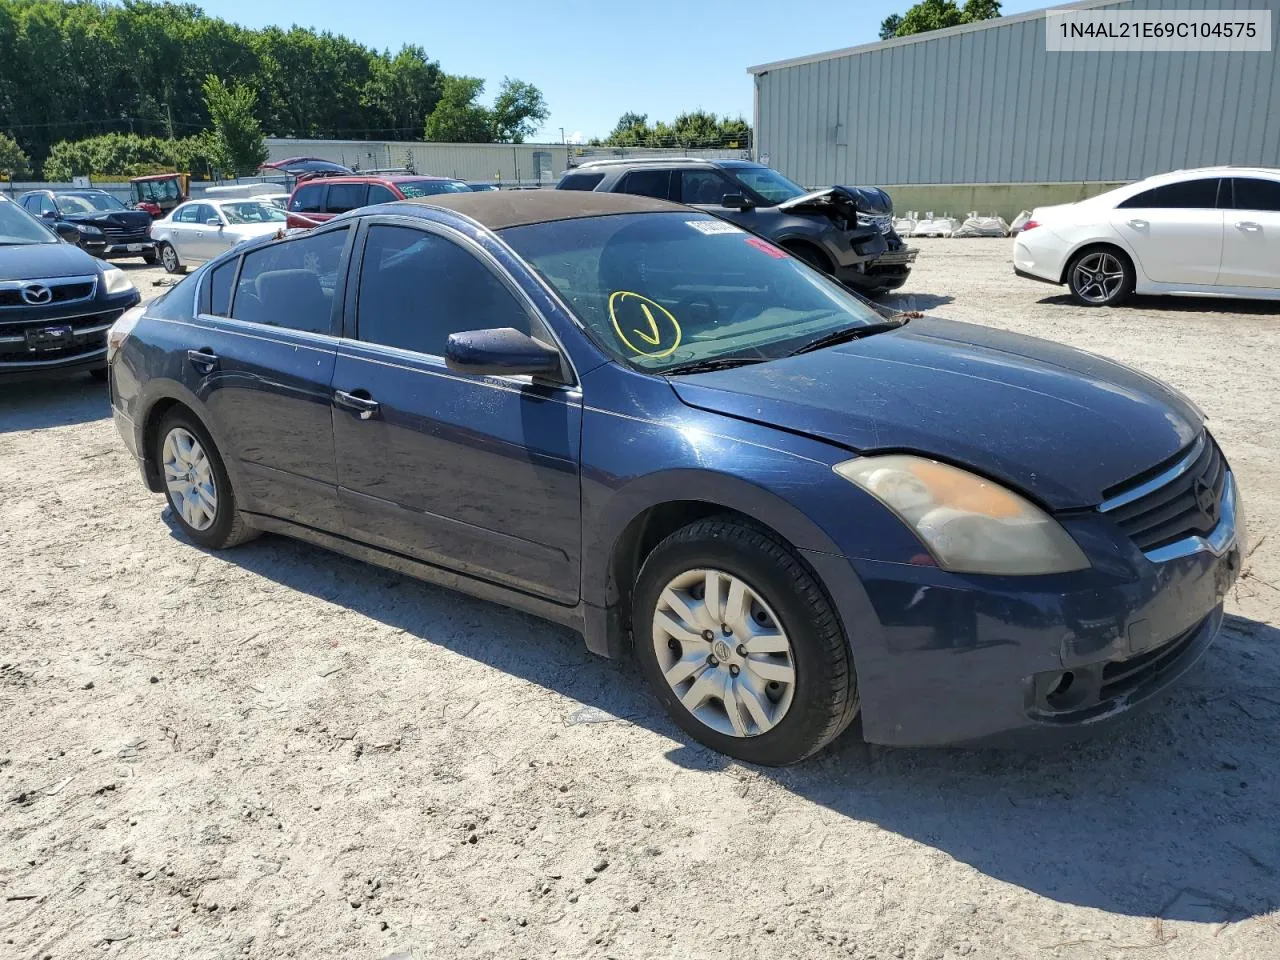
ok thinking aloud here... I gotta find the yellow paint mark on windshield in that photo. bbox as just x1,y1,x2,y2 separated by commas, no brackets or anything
609,291,682,358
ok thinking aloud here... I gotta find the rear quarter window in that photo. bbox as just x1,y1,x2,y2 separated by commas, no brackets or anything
558,172,605,191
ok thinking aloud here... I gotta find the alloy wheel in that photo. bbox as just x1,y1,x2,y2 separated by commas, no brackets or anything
1071,251,1125,304
651,568,797,738
162,426,218,531
161,245,179,272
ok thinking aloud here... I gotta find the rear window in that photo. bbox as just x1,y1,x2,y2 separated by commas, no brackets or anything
289,185,325,213
558,172,605,191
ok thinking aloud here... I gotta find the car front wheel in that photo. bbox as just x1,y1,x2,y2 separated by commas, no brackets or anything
158,242,184,274
633,517,859,766
1066,247,1134,307
155,410,256,549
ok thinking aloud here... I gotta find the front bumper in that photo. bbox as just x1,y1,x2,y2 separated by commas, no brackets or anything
801,476,1244,747
103,241,156,257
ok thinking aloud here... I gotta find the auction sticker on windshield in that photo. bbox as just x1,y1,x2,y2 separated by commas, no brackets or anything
686,219,740,235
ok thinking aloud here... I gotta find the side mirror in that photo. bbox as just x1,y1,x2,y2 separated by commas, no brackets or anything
445,327,564,381
721,193,754,211
53,222,80,243
41,210,58,220
206,218,222,227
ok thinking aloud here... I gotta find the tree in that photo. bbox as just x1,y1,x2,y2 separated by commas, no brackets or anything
424,76,491,143
201,74,267,176
41,132,219,180
887,0,1001,38
0,131,29,177
362,45,444,137
607,111,650,145
490,77,548,143
879,14,903,40
600,111,751,148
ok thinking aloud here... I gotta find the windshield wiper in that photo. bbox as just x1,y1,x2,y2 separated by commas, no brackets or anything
663,356,771,376
787,319,908,357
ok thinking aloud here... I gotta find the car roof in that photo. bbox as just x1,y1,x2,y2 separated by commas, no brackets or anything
398,190,685,229
293,175,456,188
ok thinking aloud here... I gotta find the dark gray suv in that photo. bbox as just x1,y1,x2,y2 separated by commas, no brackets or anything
558,158,917,294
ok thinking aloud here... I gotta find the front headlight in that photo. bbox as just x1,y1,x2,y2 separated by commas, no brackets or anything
79,225,105,239
834,455,1090,575
101,265,136,296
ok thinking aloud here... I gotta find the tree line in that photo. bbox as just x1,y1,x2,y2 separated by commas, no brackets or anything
0,0,549,176
593,111,751,150
880,0,1002,41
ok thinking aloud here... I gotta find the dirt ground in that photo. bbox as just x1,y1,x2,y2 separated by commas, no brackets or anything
2,242,1278,960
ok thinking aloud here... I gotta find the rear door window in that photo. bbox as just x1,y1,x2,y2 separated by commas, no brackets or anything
174,205,198,223
289,185,326,213
325,183,369,214
356,224,530,357
1230,177,1280,212
1119,179,1221,209
230,227,350,334
618,170,673,200
367,183,399,204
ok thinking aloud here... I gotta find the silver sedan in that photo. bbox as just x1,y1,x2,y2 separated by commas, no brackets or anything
149,199,289,274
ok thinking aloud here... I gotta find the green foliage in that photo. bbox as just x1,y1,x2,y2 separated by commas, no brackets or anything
490,78,549,144
41,132,220,181
879,14,903,40
423,76,492,143
0,0,546,168
601,111,751,149
0,130,29,177
201,75,267,176
887,0,1001,38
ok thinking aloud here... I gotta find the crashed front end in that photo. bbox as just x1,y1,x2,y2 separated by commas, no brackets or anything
779,185,918,293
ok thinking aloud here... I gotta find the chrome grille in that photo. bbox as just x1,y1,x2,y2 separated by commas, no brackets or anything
103,225,150,244
1099,433,1227,553
0,275,98,309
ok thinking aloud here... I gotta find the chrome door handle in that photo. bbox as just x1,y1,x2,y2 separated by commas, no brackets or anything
1127,218,1149,229
334,389,380,420
186,348,218,373
1235,221,1262,232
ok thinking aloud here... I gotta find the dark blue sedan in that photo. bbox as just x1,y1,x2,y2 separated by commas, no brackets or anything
107,191,1245,764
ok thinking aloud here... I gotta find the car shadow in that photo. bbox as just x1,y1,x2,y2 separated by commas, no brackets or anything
0,375,109,432
174,520,1280,924
1037,293,1280,315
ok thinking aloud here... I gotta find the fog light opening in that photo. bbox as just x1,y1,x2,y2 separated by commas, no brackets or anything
1045,671,1076,709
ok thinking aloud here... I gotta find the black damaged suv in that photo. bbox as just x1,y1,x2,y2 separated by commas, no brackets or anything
0,195,140,382
558,158,917,295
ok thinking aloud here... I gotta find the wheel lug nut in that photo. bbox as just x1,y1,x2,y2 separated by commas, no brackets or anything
702,630,714,642
722,623,731,635
707,655,719,667
729,665,740,677
736,645,746,657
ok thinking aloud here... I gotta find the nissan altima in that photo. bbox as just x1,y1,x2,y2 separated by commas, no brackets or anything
107,192,1244,765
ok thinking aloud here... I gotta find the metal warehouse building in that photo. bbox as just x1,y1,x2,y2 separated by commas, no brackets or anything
749,0,1280,218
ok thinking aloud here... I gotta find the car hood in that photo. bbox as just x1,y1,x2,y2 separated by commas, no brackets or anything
776,185,894,218
61,210,151,229
0,241,102,280
668,317,1201,509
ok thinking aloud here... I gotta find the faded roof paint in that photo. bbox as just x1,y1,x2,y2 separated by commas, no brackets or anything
402,190,683,230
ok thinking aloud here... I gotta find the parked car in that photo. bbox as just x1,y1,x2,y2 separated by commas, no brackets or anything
466,183,500,192
1014,166,1280,306
129,172,190,219
13,199,108,256
261,157,355,179
149,198,289,274
0,194,139,382
108,191,1243,764
18,189,157,263
559,158,918,295
284,175,472,228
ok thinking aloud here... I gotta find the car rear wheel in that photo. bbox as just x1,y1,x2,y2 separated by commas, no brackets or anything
1066,247,1134,307
155,410,256,550
158,242,184,275
633,517,858,766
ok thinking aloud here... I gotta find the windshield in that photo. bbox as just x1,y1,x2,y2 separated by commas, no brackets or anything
220,201,288,224
136,179,182,202
56,192,127,213
500,212,884,373
396,179,470,197
0,200,57,244
731,166,808,204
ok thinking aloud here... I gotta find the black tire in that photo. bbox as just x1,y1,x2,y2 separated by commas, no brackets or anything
783,241,834,275
142,247,159,265
154,408,257,550
1065,246,1134,307
633,517,858,766
158,242,185,275
89,366,108,381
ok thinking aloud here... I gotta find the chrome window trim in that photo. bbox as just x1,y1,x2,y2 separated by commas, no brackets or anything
1097,433,1206,514
1143,471,1240,563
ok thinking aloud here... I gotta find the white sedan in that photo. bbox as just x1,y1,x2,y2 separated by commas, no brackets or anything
150,199,289,274
1014,166,1280,306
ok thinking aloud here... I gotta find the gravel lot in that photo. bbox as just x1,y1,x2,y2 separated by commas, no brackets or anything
2,242,1278,960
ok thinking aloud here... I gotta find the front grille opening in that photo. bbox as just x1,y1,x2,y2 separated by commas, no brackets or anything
1105,435,1226,552
1101,624,1199,699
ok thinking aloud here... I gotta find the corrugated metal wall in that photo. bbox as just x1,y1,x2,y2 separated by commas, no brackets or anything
754,0,1280,186
265,139,572,185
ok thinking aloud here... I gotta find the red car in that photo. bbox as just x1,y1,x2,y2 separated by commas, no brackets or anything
285,176,472,228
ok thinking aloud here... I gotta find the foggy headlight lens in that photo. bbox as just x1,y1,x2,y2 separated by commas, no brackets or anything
101,265,136,296
835,455,1090,575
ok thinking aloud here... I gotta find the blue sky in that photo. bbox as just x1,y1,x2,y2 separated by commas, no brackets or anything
197,0,1050,142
